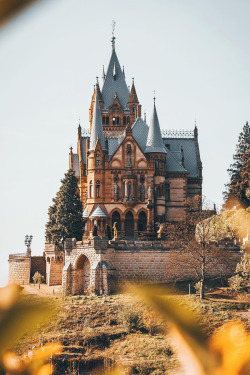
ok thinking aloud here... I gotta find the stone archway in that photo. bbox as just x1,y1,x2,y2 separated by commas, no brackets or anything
124,211,134,238
74,254,90,294
138,211,147,234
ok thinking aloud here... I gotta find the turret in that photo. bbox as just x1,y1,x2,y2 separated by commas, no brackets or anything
144,100,166,155
89,89,106,151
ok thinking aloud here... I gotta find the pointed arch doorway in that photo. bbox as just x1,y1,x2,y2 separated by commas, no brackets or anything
124,211,134,238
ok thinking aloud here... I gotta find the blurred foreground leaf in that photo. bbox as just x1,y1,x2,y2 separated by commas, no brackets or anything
0,0,39,28
0,284,62,375
133,284,250,375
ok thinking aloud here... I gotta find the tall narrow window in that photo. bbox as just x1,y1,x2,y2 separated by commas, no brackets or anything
123,117,126,125
106,117,109,125
155,157,159,169
95,152,101,167
96,180,100,198
128,182,132,197
89,181,93,198
116,117,119,125
165,183,170,202
113,117,116,125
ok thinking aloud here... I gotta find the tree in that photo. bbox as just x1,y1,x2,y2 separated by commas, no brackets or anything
45,169,83,248
165,196,235,299
224,122,250,208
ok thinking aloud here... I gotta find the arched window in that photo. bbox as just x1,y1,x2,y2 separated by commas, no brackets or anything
132,105,135,114
155,157,159,169
89,181,93,198
127,117,130,124
123,117,126,125
95,152,101,167
165,183,170,202
106,117,109,125
116,117,119,125
113,117,116,125
96,180,100,198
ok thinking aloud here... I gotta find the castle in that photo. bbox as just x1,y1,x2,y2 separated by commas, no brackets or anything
69,36,202,239
10,38,239,295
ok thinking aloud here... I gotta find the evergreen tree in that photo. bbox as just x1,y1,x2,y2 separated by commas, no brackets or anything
45,169,83,247
224,122,250,208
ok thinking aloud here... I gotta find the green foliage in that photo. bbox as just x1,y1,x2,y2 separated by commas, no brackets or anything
229,252,250,291
32,272,44,284
224,122,250,208
45,169,83,247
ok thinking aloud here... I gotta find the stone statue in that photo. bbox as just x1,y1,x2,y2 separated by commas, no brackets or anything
127,152,132,167
114,182,119,195
147,186,152,200
113,222,118,240
157,223,164,239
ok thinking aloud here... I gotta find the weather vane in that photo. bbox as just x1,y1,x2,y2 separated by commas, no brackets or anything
111,20,116,49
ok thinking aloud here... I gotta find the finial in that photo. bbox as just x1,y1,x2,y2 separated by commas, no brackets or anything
132,77,134,85
70,146,73,153
102,65,106,80
144,112,147,123
111,20,116,50
96,77,99,84
195,118,197,128
153,90,156,105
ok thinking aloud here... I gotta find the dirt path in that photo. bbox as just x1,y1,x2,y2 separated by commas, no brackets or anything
23,284,61,297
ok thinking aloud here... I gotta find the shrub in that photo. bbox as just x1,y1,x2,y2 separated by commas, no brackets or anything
121,305,142,333
142,310,159,335
32,272,44,284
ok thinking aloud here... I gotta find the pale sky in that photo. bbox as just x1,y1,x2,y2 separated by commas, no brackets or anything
1,0,250,286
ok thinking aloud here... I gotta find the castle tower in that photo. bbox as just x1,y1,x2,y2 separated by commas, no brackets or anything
89,41,141,137
145,100,167,223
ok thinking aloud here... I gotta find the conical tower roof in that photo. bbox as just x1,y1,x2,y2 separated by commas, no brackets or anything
101,49,129,109
144,102,166,154
89,90,106,151
128,80,139,103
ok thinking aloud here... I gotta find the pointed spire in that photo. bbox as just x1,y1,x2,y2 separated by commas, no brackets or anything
102,65,106,80
128,78,139,103
101,47,129,109
144,100,166,154
89,90,106,151
194,119,198,139
78,120,81,140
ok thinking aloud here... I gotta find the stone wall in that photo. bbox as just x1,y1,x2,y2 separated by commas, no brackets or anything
8,256,30,285
62,238,241,295
30,256,46,282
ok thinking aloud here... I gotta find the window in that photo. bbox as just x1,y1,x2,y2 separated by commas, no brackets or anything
165,183,170,202
113,117,116,125
116,117,119,125
95,152,101,167
155,158,159,169
123,117,126,125
106,117,109,125
128,182,132,197
132,105,135,114
127,117,130,124
89,181,93,198
96,180,100,198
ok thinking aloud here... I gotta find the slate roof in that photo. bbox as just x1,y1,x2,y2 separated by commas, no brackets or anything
132,118,149,151
101,49,130,110
162,138,199,178
82,206,89,218
89,205,108,218
144,103,167,154
89,90,106,151
165,148,187,173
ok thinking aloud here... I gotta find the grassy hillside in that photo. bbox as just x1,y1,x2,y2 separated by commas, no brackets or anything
14,287,250,375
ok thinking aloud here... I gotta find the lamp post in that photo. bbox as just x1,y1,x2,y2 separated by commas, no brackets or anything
24,235,33,256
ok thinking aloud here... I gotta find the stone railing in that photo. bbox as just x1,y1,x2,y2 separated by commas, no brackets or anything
9,252,28,259
161,129,194,138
